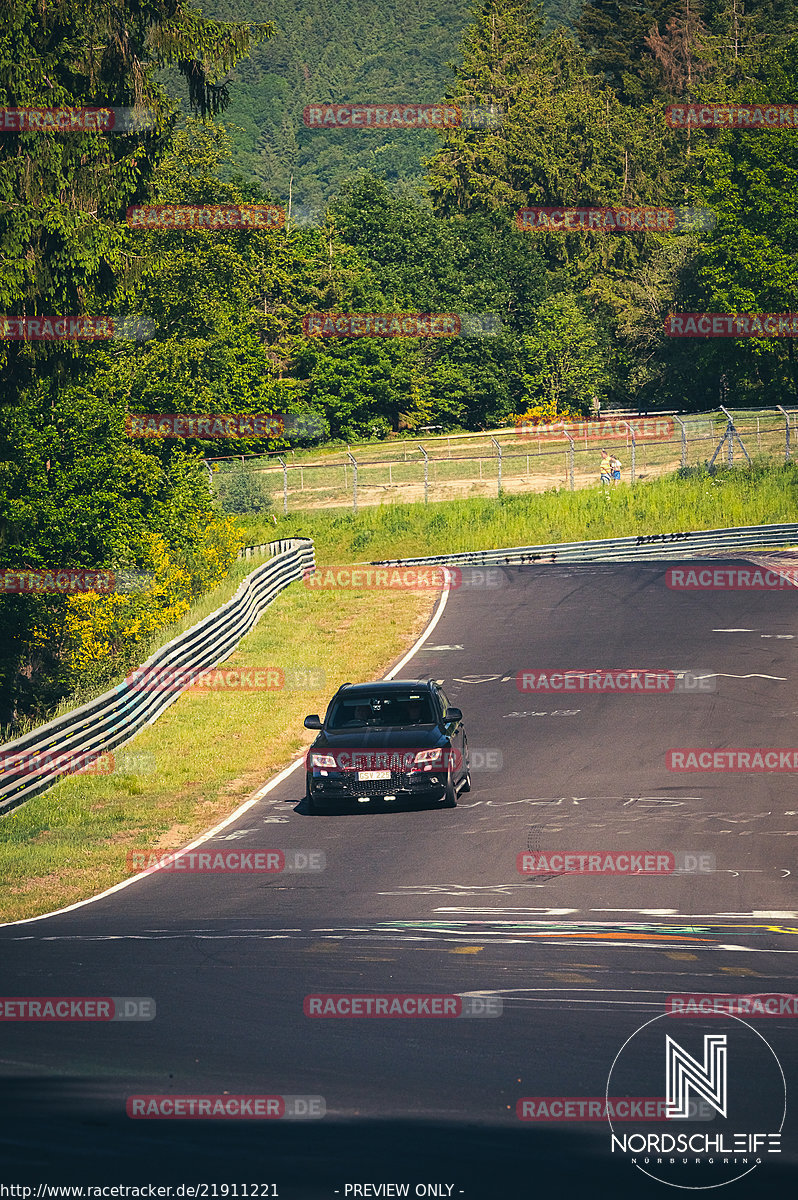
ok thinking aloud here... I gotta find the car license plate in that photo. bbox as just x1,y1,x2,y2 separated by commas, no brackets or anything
358,770,391,781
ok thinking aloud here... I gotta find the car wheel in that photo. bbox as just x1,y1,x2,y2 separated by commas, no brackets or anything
460,743,472,793
441,770,457,808
305,772,317,814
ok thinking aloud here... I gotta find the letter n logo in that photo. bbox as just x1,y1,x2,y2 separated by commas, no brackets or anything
666,1034,727,1118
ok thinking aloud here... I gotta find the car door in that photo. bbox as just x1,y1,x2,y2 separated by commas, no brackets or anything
435,684,465,784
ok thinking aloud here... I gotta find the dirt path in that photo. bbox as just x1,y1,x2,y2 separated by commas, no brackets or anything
278,457,682,510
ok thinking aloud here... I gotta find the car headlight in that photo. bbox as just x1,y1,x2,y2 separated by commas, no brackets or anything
413,748,443,765
310,753,337,768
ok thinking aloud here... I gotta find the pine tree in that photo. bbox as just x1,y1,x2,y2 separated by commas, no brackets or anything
0,0,273,404
575,0,675,101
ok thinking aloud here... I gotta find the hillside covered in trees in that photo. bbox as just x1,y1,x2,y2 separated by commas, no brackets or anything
189,0,583,209
1,0,797,724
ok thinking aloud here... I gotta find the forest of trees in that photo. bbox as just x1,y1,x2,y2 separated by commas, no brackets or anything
189,0,475,210
1,0,797,725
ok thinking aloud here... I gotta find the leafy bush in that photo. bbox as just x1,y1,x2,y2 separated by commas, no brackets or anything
214,464,275,514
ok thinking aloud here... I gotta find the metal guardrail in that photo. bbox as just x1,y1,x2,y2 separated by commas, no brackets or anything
237,540,283,559
371,523,798,568
0,538,314,816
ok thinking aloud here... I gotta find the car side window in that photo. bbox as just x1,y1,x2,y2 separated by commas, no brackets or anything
434,686,450,720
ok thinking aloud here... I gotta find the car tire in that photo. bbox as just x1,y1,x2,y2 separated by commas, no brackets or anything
305,772,317,814
441,770,457,808
460,743,472,793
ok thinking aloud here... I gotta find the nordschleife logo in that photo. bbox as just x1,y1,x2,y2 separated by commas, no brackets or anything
606,1013,786,1189
666,1034,727,1119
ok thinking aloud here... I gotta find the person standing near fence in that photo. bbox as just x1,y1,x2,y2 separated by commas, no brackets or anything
609,453,622,485
600,449,611,485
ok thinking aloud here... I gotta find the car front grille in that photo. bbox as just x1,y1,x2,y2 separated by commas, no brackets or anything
313,765,446,798
349,771,406,796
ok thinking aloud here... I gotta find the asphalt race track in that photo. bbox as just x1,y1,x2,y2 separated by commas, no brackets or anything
1,560,797,1199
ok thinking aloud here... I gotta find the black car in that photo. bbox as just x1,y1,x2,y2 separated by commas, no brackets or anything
303,679,470,813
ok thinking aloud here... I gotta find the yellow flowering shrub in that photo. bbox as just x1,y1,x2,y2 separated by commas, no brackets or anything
26,518,246,692
511,398,585,428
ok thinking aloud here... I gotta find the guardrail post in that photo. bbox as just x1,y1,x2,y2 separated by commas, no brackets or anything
777,405,791,461
563,431,575,490
673,416,687,468
277,456,288,515
419,444,429,504
490,436,502,496
347,450,358,513
623,422,636,485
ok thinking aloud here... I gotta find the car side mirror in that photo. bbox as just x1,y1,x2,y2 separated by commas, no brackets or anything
304,714,323,730
444,707,462,724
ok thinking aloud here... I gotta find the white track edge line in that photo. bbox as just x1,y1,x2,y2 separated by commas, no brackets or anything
1,575,453,928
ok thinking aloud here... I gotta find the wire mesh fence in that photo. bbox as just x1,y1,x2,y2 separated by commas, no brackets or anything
208,408,798,513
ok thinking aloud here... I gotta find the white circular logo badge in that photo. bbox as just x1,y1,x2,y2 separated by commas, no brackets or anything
606,1013,786,1189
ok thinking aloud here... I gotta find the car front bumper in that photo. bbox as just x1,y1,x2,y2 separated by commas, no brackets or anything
309,768,448,804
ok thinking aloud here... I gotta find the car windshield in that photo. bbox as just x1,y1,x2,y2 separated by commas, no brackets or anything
327,693,434,729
